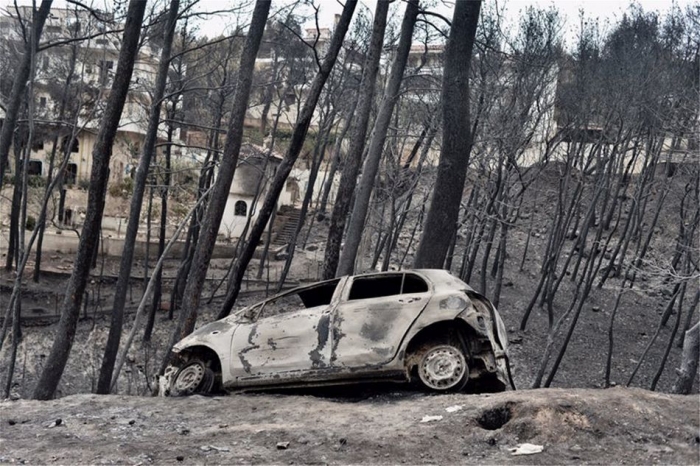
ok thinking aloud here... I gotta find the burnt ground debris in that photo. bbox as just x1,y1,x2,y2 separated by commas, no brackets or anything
0,387,697,464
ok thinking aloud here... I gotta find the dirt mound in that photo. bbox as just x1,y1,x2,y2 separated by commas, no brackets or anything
1,387,697,464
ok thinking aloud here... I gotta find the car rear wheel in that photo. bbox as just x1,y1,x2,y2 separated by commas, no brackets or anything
417,344,468,392
170,359,215,396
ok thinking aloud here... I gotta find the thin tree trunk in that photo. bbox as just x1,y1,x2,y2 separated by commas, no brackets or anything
170,104,223,315
3,13,40,395
626,288,682,387
678,289,699,348
96,0,180,394
259,54,281,136
144,185,154,288
336,0,419,277
399,194,427,269
6,138,24,271
0,0,52,190
256,102,288,280
32,0,147,400
145,116,174,343
672,321,699,394
110,186,212,391
217,1,358,320
650,284,684,391
277,113,332,290
163,0,271,345
321,0,390,280
492,222,508,309
318,98,357,215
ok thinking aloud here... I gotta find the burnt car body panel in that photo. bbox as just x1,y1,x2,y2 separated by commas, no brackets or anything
167,269,513,392
331,273,430,368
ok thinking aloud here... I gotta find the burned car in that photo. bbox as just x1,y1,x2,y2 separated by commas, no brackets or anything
162,269,514,396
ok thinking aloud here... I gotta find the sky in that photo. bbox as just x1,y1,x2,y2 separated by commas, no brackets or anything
286,0,694,25
1,0,695,41
190,0,696,40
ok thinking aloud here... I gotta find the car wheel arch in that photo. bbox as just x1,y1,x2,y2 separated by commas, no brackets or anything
176,345,222,377
402,319,478,376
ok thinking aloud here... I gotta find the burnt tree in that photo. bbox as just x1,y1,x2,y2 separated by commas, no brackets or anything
167,0,271,344
336,0,420,277
321,0,390,279
413,0,481,268
0,0,52,190
218,0,358,319
32,0,147,400
96,0,180,395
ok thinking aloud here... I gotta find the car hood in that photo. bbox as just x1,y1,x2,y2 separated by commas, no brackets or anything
173,316,238,352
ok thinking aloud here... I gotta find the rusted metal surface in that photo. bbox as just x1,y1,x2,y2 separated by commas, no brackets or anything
164,269,514,395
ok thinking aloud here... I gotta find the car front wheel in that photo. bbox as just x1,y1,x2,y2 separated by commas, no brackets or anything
417,344,468,392
170,359,215,396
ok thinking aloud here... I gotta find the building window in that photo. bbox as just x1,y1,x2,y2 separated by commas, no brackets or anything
64,163,78,185
31,138,44,151
62,136,79,153
39,96,47,109
28,160,42,176
234,200,247,217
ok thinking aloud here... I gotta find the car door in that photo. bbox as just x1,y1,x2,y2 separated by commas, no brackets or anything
331,272,431,368
230,279,342,383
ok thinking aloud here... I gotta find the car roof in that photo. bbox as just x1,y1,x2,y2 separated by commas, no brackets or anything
276,269,471,300
343,269,473,292
413,269,475,292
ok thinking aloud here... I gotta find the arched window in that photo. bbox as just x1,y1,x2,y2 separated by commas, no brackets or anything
234,200,247,217
61,136,79,153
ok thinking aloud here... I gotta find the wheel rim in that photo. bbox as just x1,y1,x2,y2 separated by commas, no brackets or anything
419,346,467,390
173,362,205,395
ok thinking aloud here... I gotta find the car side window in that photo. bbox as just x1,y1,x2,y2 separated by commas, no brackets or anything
259,293,306,319
402,273,429,293
348,273,429,301
348,274,403,300
258,279,340,319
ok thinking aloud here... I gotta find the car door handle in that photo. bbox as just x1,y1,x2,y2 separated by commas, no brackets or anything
399,297,420,304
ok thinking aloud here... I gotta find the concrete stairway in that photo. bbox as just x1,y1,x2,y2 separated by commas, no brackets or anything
271,206,302,247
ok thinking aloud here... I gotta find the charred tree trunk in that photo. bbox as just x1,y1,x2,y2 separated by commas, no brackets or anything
218,1,357,319
336,0,419,277
321,0,390,280
413,0,481,268
34,54,76,281
96,0,180,394
166,0,271,343
318,98,357,215
145,117,174,343
32,0,147,400
672,321,699,394
170,100,224,315
0,0,52,190
277,112,333,290
6,137,24,271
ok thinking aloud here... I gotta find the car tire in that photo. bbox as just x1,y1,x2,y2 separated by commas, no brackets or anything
170,359,214,396
417,344,469,392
